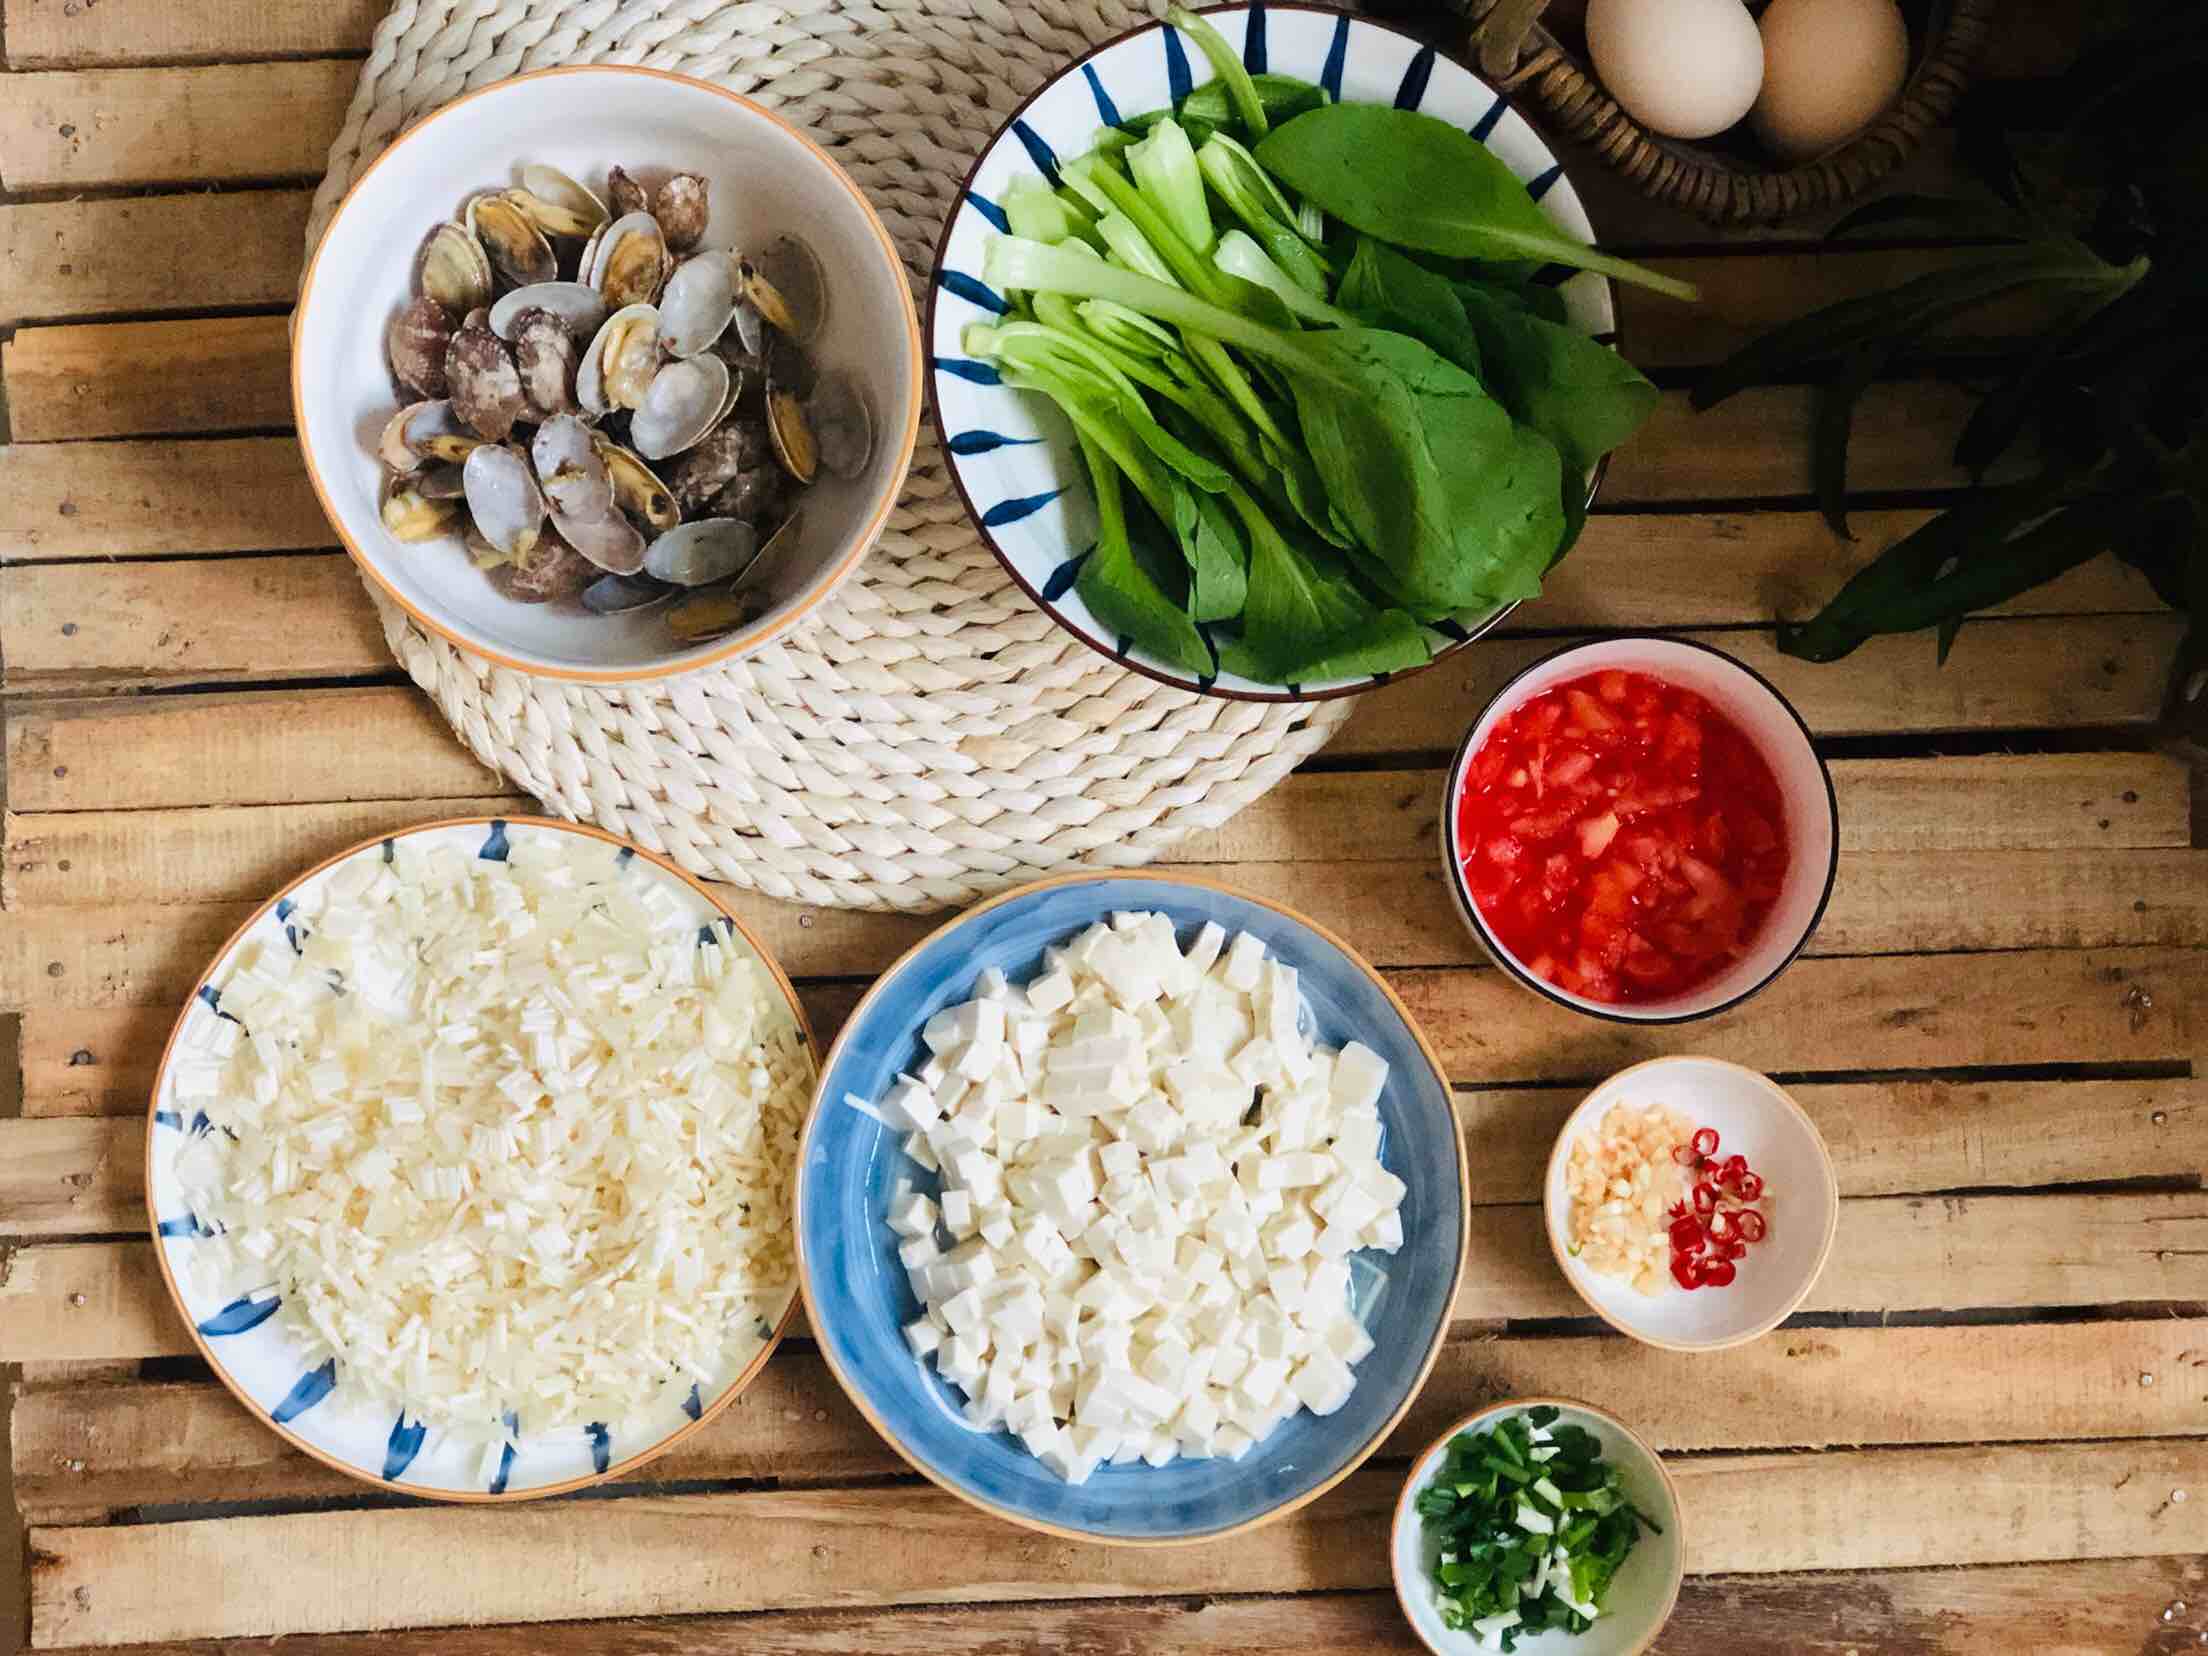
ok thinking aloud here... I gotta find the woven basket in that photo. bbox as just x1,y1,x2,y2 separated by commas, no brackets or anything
1464,0,1992,225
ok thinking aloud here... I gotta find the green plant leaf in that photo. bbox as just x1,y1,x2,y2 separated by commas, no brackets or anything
1178,71,1329,132
1170,479,1250,622
1338,238,1484,376
1167,6,1273,138
1254,104,1699,301
1071,429,1212,676
1828,192,2035,243
1453,280,1661,480
1812,342,1895,538
1213,488,1427,681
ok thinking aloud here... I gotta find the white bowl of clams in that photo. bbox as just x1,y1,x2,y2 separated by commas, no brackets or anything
296,66,922,682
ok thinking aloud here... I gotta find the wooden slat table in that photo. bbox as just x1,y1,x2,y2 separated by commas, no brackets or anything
2,5,2201,1652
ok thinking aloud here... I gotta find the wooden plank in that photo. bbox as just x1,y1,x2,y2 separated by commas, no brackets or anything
0,62,356,190
1,515,2167,691
0,439,330,559
28,1441,2208,1644
18,1007,171,1117
2,0,380,67
0,1116,141,1237
17,1318,2200,1525
2,317,292,443
15,1559,2200,1656
1405,946,2206,1084
0,193,308,325
11,1189,2200,1366
1337,614,2185,754
6,689,498,814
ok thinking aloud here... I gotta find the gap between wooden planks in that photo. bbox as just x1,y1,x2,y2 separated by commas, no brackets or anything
0,515,2170,691
25,1442,2208,1645
11,1319,2203,1524
9,1188,2205,1366
7,1561,2201,1656
6,1073,2202,1219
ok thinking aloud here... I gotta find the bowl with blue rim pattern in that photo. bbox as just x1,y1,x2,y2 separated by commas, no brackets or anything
926,2,1621,701
144,815,812,1501
795,869,1469,1543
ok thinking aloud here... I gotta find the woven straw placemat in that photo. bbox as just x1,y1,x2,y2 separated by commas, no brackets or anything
306,0,1355,913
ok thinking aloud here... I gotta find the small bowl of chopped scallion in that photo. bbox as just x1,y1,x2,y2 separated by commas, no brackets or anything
1392,1399,1683,1654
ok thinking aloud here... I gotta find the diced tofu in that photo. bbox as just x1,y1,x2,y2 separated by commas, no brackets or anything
1366,1209,1404,1252
936,1239,997,1294
1331,1042,1389,1112
878,1075,940,1133
886,1189,938,1239
903,1318,942,1359
1123,1096,1183,1154
940,1187,976,1238
1326,1317,1376,1366
1289,1351,1356,1415
1027,967,1075,1014
1235,1356,1288,1408
1098,1138,1143,1180
1331,1110,1383,1163
1221,930,1268,993
1216,1424,1256,1461
979,1209,1016,1250
897,1232,941,1271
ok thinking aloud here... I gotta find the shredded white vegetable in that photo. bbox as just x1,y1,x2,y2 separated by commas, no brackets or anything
172,834,811,1443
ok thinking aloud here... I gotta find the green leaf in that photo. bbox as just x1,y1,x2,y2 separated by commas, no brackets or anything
1072,429,1212,676
1828,191,2035,242
1338,238,1484,376
1255,104,1699,301
1214,488,1427,681
1454,281,1661,480
1167,7,1273,138
1196,132,1334,296
1179,71,1329,132
1811,342,1895,538
1126,118,1215,258
1170,480,1250,622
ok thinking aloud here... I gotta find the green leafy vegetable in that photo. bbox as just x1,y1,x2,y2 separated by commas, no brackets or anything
1337,237,1484,376
1214,487,1427,682
1170,481,1249,623
1166,6,1271,139
1125,118,1214,261
1178,70,1329,132
1071,429,1211,676
1452,279,1662,480
1415,1408,1655,1648
1256,104,1700,302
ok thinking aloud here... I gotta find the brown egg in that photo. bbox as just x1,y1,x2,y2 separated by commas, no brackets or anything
1751,0,1911,161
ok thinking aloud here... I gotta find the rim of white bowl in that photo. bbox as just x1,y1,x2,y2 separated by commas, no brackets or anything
1539,1055,1842,1352
921,3,1614,704
1390,1395,1685,1656
293,64,923,684
1439,635,1841,1025
793,866,1471,1546
143,814,818,1501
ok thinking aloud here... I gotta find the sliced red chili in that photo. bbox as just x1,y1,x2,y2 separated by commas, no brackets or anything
1722,1238,1747,1261
1718,1153,1749,1189
1691,1127,1721,1159
1670,1215,1706,1254
1737,1209,1768,1243
1671,1142,1700,1166
1670,1252,1702,1290
1705,1209,1737,1243
1691,1181,1718,1215
1701,1259,1737,1287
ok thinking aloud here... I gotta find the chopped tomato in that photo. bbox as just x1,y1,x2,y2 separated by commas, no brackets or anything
1456,669,1791,1004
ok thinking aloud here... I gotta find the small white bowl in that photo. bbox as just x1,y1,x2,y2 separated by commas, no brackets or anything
1543,1057,1840,1351
1440,636,1839,1023
1392,1398,1684,1656
295,66,921,682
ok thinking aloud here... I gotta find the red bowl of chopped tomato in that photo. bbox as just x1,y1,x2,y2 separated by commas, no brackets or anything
1442,638,1839,1023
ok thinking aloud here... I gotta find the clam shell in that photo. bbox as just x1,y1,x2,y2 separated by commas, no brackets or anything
810,370,876,480
653,173,710,252
665,589,761,643
510,308,580,420
668,420,770,513
553,503,647,575
377,399,441,473
707,463,786,525
630,354,732,461
728,299,766,358
489,529,598,604
415,462,468,500
516,165,609,236
444,321,525,441
659,252,736,359
590,211,669,308
381,482,458,542
605,165,650,219
468,191,558,287
746,235,827,343
576,303,659,417
765,386,818,484
593,439,681,531
644,517,759,587
573,220,608,288
386,296,455,400
582,573,673,614
531,414,613,521
417,222,492,314
490,282,606,342
462,443,547,558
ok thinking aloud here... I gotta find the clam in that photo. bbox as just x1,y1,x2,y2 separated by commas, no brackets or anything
489,281,606,342
462,443,547,558
668,420,770,513
576,303,660,417
809,370,876,479
552,503,647,575
445,318,525,441
605,165,650,219
381,483,458,541
417,221,492,314
707,463,786,524
573,220,608,289
630,353,731,460
666,589,761,643
415,462,468,500
593,439,681,531
387,296,455,399
728,298,766,358
590,211,670,308
644,517,759,587
744,235,827,343
509,307,579,419
378,399,444,473
658,251,736,358
653,172,710,252
582,573,673,614
489,530,597,604
514,165,609,237
467,191,558,287
531,414,614,521
765,386,818,483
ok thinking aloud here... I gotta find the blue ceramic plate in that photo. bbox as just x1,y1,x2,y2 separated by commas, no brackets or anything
797,871,1468,1542
145,816,812,1500
927,3,1620,701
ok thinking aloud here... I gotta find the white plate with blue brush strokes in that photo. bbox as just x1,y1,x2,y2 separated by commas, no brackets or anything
927,2,1618,701
144,816,805,1502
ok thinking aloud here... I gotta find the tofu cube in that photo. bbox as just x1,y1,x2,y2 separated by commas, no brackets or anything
940,1187,977,1238
1221,930,1268,993
1141,1432,1179,1469
1236,1356,1288,1409
1270,1214,1318,1260
1209,1341,1251,1388
1098,1139,1143,1181
897,1232,941,1271
1216,1424,1256,1461
886,1189,938,1238
877,1076,940,1133
903,1318,942,1359
1331,1109,1383,1163
1366,1209,1405,1252
1332,1042,1389,1113
1124,1096,1183,1154
940,1285,988,1335
1326,1317,1376,1366
936,1238,997,1294
1289,1351,1357,1416
1027,967,1075,1014
1184,920,1228,976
